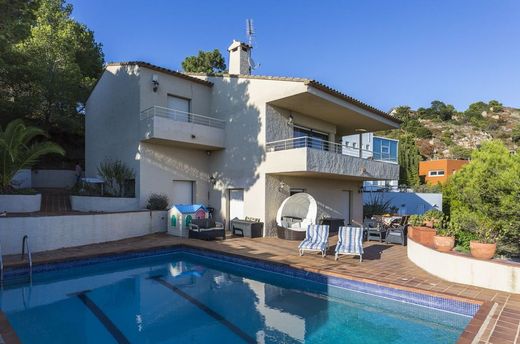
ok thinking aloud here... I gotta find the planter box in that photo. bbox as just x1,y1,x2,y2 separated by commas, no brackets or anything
70,195,139,212
0,193,41,213
408,226,437,247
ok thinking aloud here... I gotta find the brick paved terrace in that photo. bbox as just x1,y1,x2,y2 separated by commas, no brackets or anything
2,234,520,343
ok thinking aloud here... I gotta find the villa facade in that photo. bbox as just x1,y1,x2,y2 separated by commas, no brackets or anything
85,40,400,236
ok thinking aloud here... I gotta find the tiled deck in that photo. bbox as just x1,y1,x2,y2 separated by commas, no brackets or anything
3,234,520,343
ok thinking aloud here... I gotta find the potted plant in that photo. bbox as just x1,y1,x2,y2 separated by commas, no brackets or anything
407,214,437,247
433,220,456,252
422,209,444,228
468,216,497,260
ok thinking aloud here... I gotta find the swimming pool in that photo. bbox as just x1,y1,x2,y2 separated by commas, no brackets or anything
1,248,476,343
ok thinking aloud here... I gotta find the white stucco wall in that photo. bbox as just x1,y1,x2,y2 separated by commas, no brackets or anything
85,65,142,198
138,143,210,207
32,169,77,188
408,239,520,294
0,211,167,255
264,175,363,236
70,196,140,212
0,194,41,213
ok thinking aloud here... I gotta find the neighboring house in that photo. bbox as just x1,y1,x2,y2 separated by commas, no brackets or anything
85,40,400,235
419,159,469,184
343,133,399,191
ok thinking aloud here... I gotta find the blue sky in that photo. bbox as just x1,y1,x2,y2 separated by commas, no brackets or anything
69,0,519,112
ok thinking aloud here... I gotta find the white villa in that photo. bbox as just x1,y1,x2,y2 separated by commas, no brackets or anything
85,40,400,236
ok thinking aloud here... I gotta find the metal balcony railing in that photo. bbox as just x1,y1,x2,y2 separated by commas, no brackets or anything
266,136,398,163
140,106,226,129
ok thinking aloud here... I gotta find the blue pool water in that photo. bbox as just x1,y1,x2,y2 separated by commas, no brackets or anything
0,250,472,343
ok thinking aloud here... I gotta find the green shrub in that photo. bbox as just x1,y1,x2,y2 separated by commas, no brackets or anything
408,214,424,226
146,193,169,210
363,193,398,218
423,209,445,228
445,140,520,256
97,160,135,197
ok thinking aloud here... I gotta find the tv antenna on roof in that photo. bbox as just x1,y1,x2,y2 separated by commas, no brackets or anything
245,19,259,71
246,19,255,47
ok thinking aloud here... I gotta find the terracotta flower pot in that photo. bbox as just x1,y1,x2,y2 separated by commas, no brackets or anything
408,226,437,247
433,235,455,252
470,241,496,260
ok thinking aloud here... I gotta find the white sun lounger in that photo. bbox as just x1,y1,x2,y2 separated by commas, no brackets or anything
335,226,364,262
298,224,329,257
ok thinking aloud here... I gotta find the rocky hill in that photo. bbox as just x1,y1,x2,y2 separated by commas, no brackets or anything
381,101,520,160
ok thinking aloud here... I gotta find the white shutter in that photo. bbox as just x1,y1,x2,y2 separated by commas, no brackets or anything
229,189,244,220
172,181,193,205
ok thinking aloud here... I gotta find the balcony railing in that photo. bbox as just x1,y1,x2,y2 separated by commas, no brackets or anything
266,137,398,163
140,106,226,129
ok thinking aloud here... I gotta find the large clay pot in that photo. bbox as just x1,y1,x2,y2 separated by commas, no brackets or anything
408,226,437,247
470,241,496,259
433,235,455,252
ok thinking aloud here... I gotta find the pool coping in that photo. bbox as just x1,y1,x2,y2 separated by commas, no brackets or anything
1,243,496,344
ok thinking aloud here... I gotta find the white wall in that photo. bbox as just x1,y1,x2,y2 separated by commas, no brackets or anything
85,65,142,198
138,143,210,208
0,211,167,255
408,239,520,294
0,194,41,213
265,175,363,236
32,169,77,188
70,196,140,212
363,191,442,215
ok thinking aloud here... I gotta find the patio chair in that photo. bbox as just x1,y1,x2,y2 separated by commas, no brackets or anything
298,224,330,257
364,218,386,242
189,219,226,240
335,226,364,262
386,216,409,245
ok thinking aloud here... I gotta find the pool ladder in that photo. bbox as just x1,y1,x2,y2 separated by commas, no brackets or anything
21,235,33,280
0,240,3,282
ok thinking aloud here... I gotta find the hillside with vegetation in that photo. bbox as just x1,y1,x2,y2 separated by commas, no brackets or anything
378,100,520,187
382,100,520,160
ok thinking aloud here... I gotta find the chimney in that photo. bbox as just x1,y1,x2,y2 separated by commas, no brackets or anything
228,40,252,75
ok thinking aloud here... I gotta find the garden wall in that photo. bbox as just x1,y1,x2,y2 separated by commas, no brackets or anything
363,191,442,215
0,194,41,213
408,238,520,294
70,196,140,212
0,210,167,255
31,169,76,188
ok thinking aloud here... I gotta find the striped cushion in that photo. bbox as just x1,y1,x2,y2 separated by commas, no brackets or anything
336,226,363,255
299,224,329,251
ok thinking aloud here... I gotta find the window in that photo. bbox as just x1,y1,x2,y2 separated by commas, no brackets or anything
293,125,329,150
373,137,398,162
290,188,306,196
428,170,445,177
167,95,191,122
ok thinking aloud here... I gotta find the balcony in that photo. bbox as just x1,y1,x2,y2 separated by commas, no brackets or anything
140,106,225,150
265,137,399,180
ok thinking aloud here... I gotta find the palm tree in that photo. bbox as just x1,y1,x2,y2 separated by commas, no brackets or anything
0,119,65,192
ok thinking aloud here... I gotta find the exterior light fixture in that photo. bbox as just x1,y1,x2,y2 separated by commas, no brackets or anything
209,175,216,185
358,186,365,193
278,181,286,192
287,114,294,126
152,74,159,92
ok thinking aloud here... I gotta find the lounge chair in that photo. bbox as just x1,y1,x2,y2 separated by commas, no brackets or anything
298,224,329,257
189,219,226,240
335,226,364,262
